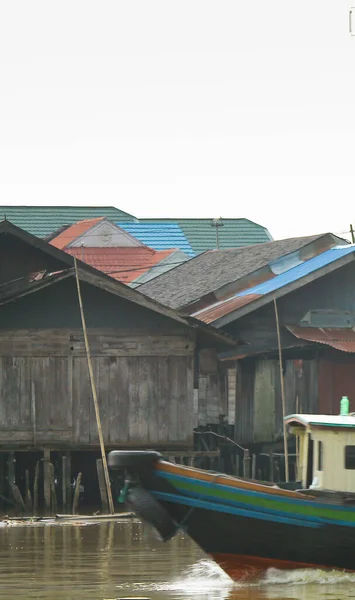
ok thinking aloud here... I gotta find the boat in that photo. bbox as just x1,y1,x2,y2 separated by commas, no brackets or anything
108,405,355,581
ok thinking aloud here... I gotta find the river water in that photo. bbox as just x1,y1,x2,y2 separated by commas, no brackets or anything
0,518,354,600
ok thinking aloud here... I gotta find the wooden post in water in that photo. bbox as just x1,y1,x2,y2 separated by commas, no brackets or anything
43,449,51,515
62,454,72,513
11,484,26,513
25,469,32,513
72,472,82,515
49,463,57,514
74,258,114,514
96,458,109,513
33,460,39,515
7,452,15,497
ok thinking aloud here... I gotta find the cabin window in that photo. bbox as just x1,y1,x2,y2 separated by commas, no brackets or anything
318,441,323,471
345,446,355,470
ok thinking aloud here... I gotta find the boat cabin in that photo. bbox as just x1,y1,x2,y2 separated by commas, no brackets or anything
285,412,355,493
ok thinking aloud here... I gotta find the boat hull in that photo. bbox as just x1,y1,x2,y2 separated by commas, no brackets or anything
108,453,355,580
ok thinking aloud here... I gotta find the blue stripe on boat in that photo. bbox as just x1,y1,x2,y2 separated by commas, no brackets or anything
155,469,355,516
152,491,321,528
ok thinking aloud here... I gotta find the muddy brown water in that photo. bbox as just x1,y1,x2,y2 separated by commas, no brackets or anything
0,519,354,599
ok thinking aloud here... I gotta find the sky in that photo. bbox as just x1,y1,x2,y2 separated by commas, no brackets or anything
0,1,355,240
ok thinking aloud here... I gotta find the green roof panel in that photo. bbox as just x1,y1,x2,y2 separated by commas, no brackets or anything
140,218,272,253
0,206,136,238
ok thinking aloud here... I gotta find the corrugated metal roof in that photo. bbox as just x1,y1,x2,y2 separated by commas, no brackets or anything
287,326,355,353
117,222,195,257
50,217,104,249
193,294,261,324
194,245,355,323
0,206,135,238
236,245,355,297
140,218,273,253
66,247,176,284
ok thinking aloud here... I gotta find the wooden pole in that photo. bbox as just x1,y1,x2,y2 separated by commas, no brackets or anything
43,449,51,515
33,460,39,515
72,472,82,515
11,485,26,513
273,297,289,482
74,258,114,514
96,458,109,513
49,463,57,515
25,469,32,513
350,224,355,243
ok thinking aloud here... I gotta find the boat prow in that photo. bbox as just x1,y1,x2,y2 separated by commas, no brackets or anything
108,411,355,581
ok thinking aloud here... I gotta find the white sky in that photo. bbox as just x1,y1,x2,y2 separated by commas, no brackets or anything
0,1,354,240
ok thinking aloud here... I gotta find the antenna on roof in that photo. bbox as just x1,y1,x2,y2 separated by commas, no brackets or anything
211,217,224,249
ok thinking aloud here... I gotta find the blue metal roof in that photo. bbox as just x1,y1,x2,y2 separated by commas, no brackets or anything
237,245,355,298
116,222,195,257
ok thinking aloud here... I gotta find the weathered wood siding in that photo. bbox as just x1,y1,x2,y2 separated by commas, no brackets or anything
0,329,194,448
234,358,318,446
197,349,227,426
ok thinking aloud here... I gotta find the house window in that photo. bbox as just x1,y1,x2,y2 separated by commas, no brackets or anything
318,441,323,471
345,446,355,470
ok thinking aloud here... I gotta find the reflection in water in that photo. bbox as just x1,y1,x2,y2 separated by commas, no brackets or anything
0,519,353,599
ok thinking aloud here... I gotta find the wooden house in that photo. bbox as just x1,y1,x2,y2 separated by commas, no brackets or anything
141,233,355,465
0,220,234,509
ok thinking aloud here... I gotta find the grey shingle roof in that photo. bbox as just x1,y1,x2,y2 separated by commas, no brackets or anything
139,234,344,310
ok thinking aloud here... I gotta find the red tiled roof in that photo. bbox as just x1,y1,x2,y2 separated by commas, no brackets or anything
50,217,105,249
287,326,355,353
66,247,176,283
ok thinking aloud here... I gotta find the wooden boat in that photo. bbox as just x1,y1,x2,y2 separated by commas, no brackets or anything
108,409,355,581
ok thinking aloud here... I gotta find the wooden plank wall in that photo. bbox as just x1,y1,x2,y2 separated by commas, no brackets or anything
0,329,194,448
197,349,227,425
234,358,318,446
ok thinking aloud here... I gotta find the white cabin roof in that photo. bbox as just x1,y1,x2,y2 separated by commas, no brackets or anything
285,414,355,429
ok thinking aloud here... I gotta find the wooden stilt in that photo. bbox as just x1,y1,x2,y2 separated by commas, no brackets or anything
43,449,51,515
235,455,240,476
65,452,72,513
269,451,274,482
72,472,82,515
11,485,26,512
251,454,256,480
49,463,57,515
7,452,15,497
62,455,68,512
243,449,251,478
25,469,32,513
33,460,39,515
96,459,109,514
0,453,5,501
